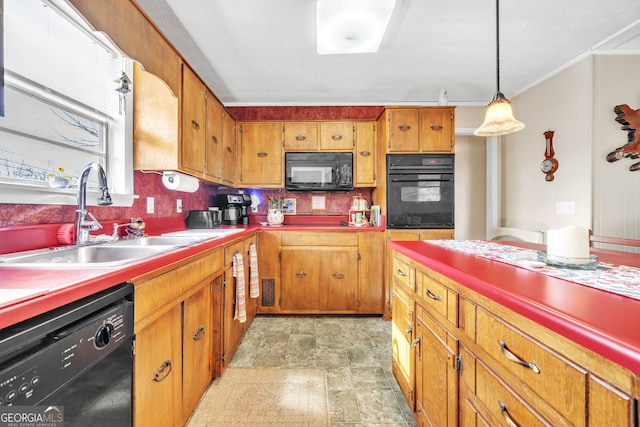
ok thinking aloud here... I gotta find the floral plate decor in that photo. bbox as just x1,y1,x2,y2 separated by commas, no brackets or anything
47,167,72,188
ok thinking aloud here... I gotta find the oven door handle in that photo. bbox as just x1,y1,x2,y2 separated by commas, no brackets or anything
389,177,453,183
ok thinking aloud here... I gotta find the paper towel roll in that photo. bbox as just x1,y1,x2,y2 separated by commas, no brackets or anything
162,171,199,193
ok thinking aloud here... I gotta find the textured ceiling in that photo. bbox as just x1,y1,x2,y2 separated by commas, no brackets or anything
135,0,640,106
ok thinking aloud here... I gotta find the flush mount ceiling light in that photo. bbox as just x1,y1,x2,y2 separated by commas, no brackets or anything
475,0,525,137
316,0,396,55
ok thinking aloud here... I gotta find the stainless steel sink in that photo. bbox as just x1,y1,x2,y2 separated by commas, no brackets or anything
0,245,166,267
109,236,205,247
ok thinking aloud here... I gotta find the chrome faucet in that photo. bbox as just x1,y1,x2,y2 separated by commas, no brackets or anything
75,162,113,245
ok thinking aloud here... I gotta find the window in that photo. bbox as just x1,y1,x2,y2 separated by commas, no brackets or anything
0,0,134,206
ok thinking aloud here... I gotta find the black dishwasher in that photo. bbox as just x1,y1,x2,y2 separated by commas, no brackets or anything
0,283,134,426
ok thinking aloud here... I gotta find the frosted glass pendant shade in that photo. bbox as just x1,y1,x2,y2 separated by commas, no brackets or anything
474,91,525,136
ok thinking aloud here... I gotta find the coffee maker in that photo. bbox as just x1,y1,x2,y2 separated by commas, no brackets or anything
217,194,252,225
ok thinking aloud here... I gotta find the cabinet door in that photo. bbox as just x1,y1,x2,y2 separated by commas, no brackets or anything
320,121,354,150
239,122,283,187
210,275,224,379
204,93,224,181
284,122,318,150
420,108,454,152
134,304,182,427
181,64,206,174
357,232,384,313
222,110,237,186
223,267,246,367
387,109,420,152
588,375,636,427
354,121,376,187
281,247,320,310
415,307,459,427
391,285,415,408
321,247,358,311
182,282,212,419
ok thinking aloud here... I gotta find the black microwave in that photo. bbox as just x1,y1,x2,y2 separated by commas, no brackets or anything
285,152,353,191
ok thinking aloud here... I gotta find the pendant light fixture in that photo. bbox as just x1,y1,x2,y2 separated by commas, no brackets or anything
474,0,525,136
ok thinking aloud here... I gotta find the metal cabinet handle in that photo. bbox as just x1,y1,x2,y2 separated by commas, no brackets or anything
425,289,442,301
398,124,411,130
296,271,307,278
152,360,172,382
498,340,540,374
331,134,342,140
191,120,200,130
396,269,407,276
359,151,371,156
430,124,443,130
499,401,518,427
257,152,268,157
211,135,219,143
295,135,306,141
404,326,412,341
332,272,345,279
193,325,205,341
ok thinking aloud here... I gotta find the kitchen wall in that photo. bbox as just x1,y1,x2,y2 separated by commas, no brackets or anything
500,54,640,242
0,171,217,226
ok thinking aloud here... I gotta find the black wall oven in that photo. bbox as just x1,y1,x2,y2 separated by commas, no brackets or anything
386,154,454,229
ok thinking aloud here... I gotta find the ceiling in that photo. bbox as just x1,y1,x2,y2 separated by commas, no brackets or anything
135,0,640,107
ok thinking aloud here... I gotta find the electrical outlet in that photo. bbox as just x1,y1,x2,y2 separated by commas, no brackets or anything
176,199,183,213
556,201,575,215
251,206,257,213
147,197,154,214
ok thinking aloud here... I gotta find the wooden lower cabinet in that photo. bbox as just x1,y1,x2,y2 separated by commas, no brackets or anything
390,249,640,427
133,249,223,427
259,231,385,314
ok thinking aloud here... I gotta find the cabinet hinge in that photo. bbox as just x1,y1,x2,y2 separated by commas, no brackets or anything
455,354,463,375
239,124,243,132
222,352,225,363
279,251,282,261
357,299,361,308
357,252,361,261
131,337,136,356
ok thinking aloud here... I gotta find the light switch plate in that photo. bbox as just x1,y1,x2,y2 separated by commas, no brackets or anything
147,197,154,214
557,201,575,214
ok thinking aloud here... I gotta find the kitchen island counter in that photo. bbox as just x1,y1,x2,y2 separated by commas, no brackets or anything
388,239,640,375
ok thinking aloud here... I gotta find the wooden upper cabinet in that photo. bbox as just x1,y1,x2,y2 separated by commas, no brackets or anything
205,93,224,181
181,64,206,175
222,111,237,186
420,108,454,152
386,107,455,153
354,121,376,187
320,122,354,150
387,109,420,152
284,122,318,151
238,122,283,187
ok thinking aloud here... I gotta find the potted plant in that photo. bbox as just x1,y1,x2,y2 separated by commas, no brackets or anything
47,167,72,188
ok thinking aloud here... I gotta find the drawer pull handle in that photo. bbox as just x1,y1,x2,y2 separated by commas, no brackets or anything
359,150,371,156
257,151,268,157
331,134,342,140
152,360,172,382
191,120,200,130
332,272,345,279
193,325,205,341
498,401,518,427
405,327,412,341
396,269,407,276
498,340,540,374
295,135,306,141
398,124,411,131
425,289,442,301
226,146,233,153
296,271,307,278
430,124,443,130
211,135,219,143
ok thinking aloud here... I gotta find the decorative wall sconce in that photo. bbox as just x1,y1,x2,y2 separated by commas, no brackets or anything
114,72,132,115
607,104,640,171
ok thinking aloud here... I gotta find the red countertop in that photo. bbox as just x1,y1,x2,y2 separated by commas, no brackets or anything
0,221,385,330
388,240,640,375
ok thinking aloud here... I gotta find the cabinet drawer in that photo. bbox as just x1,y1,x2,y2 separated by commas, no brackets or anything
417,270,458,326
392,256,415,292
475,360,550,427
476,307,587,425
281,232,357,247
224,240,247,266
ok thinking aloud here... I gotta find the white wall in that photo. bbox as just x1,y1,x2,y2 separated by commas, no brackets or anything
500,54,640,244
